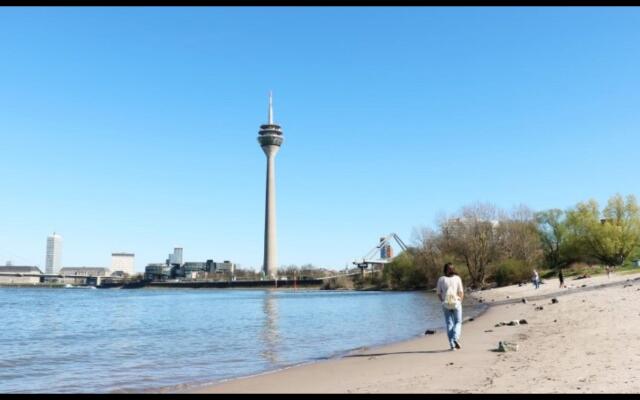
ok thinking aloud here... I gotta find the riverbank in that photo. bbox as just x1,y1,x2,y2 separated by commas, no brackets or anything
178,271,640,393
0,283,66,288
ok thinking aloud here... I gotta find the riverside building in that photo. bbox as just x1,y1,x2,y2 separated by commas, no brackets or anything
59,267,111,284
0,266,43,284
45,233,62,274
111,252,135,275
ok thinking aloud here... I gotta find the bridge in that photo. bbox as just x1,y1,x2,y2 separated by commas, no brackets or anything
0,273,108,285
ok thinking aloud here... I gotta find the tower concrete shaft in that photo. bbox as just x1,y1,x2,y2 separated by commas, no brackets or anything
263,145,279,279
258,92,283,279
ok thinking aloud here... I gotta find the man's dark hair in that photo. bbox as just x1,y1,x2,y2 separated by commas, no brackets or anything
443,263,455,277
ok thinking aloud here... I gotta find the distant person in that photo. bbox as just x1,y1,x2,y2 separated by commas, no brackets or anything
437,263,464,351
558,268,565,288
532,269,540,289
606,265,612,279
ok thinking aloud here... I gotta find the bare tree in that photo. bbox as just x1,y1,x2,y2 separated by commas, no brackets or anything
412,227,447,287
439,202,502,288
498,205,543,268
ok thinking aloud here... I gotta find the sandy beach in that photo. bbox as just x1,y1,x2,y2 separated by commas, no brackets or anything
178,270,640,393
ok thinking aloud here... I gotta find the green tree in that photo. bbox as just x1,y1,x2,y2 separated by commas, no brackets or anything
566,194,640,266
380,246,440,290
535,208,574,269
492,259,531,287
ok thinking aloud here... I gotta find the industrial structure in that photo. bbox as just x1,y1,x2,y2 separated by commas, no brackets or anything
258,92,283,279
354,233,409,275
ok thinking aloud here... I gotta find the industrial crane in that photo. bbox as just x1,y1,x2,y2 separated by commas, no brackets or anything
353,233,409,274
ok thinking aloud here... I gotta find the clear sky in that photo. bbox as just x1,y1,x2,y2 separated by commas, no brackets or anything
1,7,639,272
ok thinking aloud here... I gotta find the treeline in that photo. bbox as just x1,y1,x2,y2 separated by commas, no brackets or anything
382,193,640,290
279,264,340,279
230,264,341,281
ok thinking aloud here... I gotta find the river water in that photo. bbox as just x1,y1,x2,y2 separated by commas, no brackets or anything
0,287,484,393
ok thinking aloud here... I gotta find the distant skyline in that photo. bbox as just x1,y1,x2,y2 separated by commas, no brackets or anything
1,7,639,271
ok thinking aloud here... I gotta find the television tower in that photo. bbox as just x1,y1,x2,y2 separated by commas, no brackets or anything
258,92,283,279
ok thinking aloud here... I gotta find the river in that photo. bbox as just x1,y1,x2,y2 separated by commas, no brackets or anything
0,287,484,393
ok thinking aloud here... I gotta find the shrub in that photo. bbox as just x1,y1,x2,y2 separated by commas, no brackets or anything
560,262,604,277
492,259,532,287
382,252,428,290
320,275,354,290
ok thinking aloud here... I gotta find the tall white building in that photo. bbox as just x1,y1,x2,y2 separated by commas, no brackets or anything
45,233,63,274
111,252,135,275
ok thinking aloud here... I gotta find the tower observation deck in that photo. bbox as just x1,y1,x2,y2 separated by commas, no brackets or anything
258,93,284,147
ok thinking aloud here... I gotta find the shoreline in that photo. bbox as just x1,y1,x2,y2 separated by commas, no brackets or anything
172,271,640,393
172,301,506,393
149,295,489,394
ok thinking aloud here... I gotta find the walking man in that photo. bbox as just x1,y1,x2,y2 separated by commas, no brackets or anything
532,269,540,289
437,263,464,351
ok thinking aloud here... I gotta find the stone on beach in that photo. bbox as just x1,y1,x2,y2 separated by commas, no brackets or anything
424,330,435,335
496,320,524,327
498,341,519,352
551,298,559,304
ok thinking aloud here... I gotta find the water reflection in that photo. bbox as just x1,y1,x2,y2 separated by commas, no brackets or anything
260,291,281,365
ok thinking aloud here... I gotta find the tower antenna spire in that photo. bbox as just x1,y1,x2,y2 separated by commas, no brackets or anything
268,91,273,124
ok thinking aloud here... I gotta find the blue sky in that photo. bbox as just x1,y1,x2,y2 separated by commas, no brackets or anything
1,7,639,272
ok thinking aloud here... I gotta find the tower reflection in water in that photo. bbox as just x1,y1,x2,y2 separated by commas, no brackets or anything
260,291,281,365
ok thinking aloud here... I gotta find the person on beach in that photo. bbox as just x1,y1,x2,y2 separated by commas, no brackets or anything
437,263,464,351
532,269,540,289
606,265,611,279
558,268,565,288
